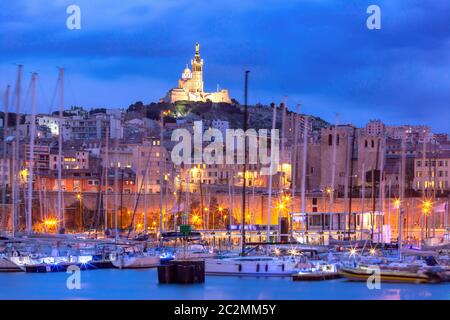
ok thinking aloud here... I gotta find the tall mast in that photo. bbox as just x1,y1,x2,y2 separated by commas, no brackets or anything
371,138,380,241
421,137,426,241
12,64,22,237
398,136,406,258
26,72,37,233
378,136,385,242
266,103,277,242
329,114,339,236
300,115,308,241
227,165,233,227
1,85,10,231
159,111,165,244
143,165,148,233
104,126,109,232
290,105,300,241
347,127,357,239
241,70,249,255
57,67,64,232
113,139,119,242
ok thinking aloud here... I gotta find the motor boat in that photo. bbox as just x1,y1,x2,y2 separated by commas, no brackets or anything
205,256,299,277
110,251,160,269
340,265,446,284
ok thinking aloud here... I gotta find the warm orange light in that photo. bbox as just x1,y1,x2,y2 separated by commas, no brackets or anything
423,199,432,215
76,194,82,200
393,198,401,209
44,218,58,228
218,206,223,212
204,207,209,212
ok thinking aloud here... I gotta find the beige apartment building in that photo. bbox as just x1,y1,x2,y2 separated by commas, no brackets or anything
413,151,450,193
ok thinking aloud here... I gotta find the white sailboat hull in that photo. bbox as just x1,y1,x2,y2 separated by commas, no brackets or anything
111,254,160,269
205,257,297,277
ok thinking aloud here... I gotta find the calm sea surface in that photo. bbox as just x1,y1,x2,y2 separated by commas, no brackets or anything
0,269,449,300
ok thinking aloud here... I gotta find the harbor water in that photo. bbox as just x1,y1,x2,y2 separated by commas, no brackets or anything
0,269,448,300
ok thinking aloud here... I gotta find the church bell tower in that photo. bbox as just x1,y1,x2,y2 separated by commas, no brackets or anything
191,42,204,92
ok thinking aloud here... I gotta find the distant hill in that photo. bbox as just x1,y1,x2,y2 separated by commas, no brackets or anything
126,101,329,131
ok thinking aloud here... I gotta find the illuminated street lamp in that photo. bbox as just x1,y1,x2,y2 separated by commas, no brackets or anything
423,198,432,238
393,198,401,209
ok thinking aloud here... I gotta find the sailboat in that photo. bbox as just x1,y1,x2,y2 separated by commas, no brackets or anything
110,248,160,269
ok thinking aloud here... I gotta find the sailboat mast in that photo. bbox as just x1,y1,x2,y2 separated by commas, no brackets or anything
378,136,385,242
398,136,406,258
300,115,308,242
104,126,109,232
159,111,165,243
113,138,119,242
329,114,339,237
26,73,37,233
12,64,22,237
241,70,249,255
1,85,10,231
290,105,300,241
266,104,277,243
57,67,64,232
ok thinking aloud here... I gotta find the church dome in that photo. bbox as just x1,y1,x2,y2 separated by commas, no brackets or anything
181,64,192,80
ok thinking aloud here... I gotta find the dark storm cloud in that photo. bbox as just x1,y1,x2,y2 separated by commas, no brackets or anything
0,0,448,131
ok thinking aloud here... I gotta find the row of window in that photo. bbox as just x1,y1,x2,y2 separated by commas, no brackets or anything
417,160,449,167
416,181,449,189
416,170,449,178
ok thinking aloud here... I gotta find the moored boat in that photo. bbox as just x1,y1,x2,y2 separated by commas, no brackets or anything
340,266,445,284
205,256,298,277
110,252,160,269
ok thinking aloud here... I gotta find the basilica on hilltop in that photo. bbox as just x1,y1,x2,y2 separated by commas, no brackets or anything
163,43,232,104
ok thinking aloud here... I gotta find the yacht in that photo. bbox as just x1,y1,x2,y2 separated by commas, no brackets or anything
205,256,299,277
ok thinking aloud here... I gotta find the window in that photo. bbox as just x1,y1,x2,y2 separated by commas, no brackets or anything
417,160,421,167
328,134,332,146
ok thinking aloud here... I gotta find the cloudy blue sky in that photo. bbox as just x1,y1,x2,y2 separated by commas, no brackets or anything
0,0,449,132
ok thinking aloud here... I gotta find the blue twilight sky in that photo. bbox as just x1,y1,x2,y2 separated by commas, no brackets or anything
0,0,449,132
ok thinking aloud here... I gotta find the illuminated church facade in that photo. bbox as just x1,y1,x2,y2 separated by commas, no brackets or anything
164,43,232,104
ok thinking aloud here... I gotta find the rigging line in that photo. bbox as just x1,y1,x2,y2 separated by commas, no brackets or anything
37,78,51,115
126,151,153,239
47,73,60,115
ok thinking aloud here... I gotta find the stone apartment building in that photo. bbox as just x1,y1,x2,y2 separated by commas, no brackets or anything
49,149,90,170
413,150,450,194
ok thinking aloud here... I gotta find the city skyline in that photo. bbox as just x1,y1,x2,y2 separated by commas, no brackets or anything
1,1,449,132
